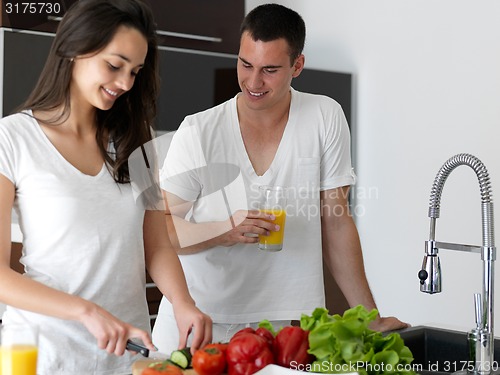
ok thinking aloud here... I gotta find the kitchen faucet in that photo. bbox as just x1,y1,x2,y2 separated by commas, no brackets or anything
418,153,496,374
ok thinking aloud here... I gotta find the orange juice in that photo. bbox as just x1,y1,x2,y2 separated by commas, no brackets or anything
259,208,286,251
0,345,38,375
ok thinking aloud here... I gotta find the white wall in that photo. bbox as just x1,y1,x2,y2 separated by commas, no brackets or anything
246,0,500,332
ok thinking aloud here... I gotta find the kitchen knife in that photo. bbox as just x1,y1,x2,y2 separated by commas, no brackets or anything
126,339,169,360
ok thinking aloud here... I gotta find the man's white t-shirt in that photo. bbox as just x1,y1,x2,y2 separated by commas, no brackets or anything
158,88,355,324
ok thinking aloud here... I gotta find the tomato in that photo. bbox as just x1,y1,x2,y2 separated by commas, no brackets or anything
142,362,184,375
205,342,229,353
192,344,227,375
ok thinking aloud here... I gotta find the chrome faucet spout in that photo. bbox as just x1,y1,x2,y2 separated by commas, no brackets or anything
418,240,441,293
418,153,496,374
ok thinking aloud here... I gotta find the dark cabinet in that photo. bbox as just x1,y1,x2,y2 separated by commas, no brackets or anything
145,0,244,54
155,48,238,132
1,0,244,53
1,30,53,116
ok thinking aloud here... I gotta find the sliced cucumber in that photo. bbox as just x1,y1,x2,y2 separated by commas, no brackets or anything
169,347,192,369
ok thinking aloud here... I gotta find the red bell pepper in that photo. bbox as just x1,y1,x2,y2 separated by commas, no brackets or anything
254,327,274,349
231,327,255,340
273,326,313,368
227,332,274,375
231,327,274,349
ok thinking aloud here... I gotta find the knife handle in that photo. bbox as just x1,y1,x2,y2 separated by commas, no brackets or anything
126,339,150,357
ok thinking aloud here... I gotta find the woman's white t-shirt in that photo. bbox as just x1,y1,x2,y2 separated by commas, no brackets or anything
0,111,150,375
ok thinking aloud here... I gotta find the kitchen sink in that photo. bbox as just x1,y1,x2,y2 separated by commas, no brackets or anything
397,326,500,374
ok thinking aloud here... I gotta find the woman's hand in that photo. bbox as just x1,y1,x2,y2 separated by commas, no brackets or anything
216,209,279,247
173,301,213,354
79,302,154,356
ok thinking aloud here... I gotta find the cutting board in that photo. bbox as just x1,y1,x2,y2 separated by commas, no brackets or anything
132,359,198,375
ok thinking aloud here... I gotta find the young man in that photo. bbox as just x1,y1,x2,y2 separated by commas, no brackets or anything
152,3,408,352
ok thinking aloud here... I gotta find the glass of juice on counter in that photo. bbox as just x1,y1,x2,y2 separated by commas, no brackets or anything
258,186,287,251
0,323,38,375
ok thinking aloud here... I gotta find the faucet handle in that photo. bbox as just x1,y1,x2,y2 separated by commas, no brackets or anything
474,293,482,328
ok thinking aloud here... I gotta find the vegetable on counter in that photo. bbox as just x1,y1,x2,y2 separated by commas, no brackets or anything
159,305,415,375
226,331,274,375
142,362,184,375
299,305,416,375
232,327,274,350
140,346,194,375
273,326,313,368
170,347,193,369
192,343,228,375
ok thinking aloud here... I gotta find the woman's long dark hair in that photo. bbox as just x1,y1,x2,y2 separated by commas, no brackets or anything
20,0,159,183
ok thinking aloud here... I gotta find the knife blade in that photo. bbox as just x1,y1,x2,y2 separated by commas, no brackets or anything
126,339,169,360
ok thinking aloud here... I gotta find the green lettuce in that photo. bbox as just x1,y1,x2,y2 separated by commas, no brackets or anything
300,305,416,375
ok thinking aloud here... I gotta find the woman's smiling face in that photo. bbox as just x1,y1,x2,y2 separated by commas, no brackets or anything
70,25,148,112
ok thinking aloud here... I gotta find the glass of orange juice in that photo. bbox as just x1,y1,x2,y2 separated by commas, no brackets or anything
258,186,287,251
0,323,38,375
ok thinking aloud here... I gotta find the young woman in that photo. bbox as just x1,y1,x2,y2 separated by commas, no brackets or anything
0,0,211,373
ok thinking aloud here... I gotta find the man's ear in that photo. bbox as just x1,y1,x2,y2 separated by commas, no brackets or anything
292,54,305,78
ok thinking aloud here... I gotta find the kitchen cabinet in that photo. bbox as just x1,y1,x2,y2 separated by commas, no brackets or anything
10,242,23,273
144,0,244,54
1,29,53,117
1,0,244,53
155,47,239,132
